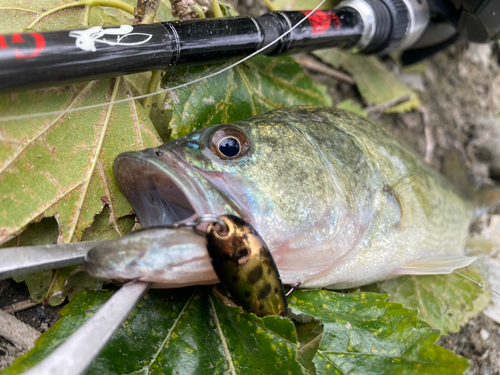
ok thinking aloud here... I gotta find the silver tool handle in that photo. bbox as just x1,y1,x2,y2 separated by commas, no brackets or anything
23,280,150,375
0,241,99,280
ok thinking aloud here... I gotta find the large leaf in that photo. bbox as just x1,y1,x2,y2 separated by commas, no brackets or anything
0,0,158,244
314,50,420,113
5,287,305,374
288,290,469,375
0,0,161,304
4,288,469,374
363,268,491,335
163,55,332,137
0,78,160,244
0,0,84,33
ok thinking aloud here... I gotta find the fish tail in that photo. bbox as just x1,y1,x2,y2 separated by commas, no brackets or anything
442,147,500,217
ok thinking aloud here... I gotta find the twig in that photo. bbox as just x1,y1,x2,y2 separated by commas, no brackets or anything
294,55,355,85
365,94,412,114
134,0,161,24
2,299,41,314
170,0,208,20
0,309,41,350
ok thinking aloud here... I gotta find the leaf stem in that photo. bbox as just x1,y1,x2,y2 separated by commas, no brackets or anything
146,290,197,371
135,0,162,116
66,78,122,242
143,71,163,116
191,4,206,19
27,0,135,29
211,0,223,19
208,294,237,375
0,7,40,14
262,0,278,11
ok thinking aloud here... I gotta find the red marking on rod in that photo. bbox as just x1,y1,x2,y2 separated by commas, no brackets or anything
0,35,7,49
3,33,46,59
301,10,342,34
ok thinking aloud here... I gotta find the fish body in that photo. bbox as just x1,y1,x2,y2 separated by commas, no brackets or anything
90,107,476,289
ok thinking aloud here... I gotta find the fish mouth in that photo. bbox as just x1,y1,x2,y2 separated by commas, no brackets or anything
113,148,239,228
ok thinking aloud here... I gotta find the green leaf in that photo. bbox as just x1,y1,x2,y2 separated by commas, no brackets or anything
362,268,491,335
336,99,368,118
0,79,160,244
6,289,470,375
314,50,420,113
163,55,332,138
288,290,469,375
5,287,305,374
0,0,84,33
81,205,136,242
0,216,59,248
293,315,324,373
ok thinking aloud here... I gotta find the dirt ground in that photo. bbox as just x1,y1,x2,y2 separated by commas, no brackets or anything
1,2,500,374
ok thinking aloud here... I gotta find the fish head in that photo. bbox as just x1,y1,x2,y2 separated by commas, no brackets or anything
113,114,333,242
113,122,257,227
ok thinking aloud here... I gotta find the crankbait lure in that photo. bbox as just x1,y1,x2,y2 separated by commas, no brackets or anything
206,215,287,317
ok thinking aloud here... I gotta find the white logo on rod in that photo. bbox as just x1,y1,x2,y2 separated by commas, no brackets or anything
69,25,153,52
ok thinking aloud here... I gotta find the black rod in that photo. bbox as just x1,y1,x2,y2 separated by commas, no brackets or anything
0,9,362,92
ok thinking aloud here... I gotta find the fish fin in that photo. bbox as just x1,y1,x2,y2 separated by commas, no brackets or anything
466,237,498,256
442,148,500,216
391,254,476,275
442,148,472,194
388,175,432,229
473,184,500,217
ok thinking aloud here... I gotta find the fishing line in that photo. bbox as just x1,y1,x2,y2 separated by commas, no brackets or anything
0,0,327,123
455,271,500,297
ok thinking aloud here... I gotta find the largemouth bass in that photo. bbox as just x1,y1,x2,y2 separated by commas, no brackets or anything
86,107,478,289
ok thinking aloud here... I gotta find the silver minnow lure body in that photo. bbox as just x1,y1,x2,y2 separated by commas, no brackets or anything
87,107,476,289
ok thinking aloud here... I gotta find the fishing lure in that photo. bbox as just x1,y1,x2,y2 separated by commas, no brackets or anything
85,214,288,317
206,215,287,317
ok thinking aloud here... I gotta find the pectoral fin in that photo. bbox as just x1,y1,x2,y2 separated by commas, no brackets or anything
388,175,433,229
391,254,476,275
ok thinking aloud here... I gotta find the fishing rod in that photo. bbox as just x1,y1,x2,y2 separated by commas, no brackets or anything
0,0,498,93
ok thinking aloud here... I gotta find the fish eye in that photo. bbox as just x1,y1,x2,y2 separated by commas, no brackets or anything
219,137,240,158
209,127,249,159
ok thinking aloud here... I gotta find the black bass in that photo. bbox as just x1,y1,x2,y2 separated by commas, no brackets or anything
86,107,481,289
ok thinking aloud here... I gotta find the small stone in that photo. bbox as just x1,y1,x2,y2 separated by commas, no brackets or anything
464,43,492,69
480,328,490,341
399,73,426,92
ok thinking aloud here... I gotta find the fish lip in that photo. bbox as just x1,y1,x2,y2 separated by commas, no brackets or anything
113,149,214,227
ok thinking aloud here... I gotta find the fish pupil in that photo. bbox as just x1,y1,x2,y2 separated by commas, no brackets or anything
219,137,240,158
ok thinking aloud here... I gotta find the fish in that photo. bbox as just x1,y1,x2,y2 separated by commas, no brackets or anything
85,106,488,289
